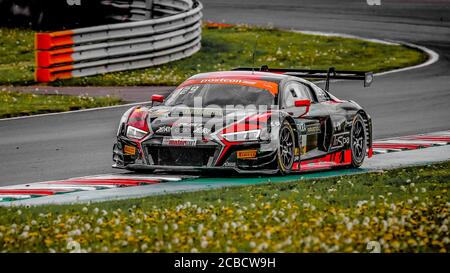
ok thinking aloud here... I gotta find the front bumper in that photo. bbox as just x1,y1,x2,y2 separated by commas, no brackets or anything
112,136,278,174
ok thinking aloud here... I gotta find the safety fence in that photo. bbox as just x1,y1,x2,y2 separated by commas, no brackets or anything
35,0,202,82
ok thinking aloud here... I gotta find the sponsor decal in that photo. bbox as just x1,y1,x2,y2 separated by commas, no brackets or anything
123,145,136,155
297,122,320,135
332,132,350,148
155,126,171,134
172,122,212,135
306,124,321,134
193,127,211,135
298,122,307,133
162,138,197,146
237,149,257,159
200,78,244,84
178,122,203,128
222,161,236,167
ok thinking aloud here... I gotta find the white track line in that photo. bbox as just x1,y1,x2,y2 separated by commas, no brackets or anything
292,30,439,76
374,130,450,142
0,101,151,122
375,139,447,146
72,174,186,182
0,195,32,199
373,149,388,154
1,185,102,191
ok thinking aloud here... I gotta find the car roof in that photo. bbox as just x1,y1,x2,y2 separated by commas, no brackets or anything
188,71,288,84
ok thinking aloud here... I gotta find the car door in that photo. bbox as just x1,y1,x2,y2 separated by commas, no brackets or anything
280,81,330,160
308,82,350,153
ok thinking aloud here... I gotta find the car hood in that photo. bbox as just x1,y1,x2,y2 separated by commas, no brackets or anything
146,105,268,137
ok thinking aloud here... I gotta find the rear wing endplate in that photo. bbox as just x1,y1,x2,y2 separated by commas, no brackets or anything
233,66,373,91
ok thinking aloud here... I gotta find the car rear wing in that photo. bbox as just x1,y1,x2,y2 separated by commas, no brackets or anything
233,66,373,91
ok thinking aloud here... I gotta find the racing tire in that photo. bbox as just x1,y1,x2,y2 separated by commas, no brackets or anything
350,114,367,168
277,120,295,175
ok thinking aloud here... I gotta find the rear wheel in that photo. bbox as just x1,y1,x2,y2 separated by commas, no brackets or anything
350,114,367,167
277,121,295,175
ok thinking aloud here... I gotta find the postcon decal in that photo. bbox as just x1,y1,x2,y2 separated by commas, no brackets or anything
179,79,279,95
331,132,350,148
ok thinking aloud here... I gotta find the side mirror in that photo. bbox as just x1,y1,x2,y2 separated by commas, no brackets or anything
294,99,311,116
151,94,164,104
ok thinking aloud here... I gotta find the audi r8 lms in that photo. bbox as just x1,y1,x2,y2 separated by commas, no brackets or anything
113,66,374,174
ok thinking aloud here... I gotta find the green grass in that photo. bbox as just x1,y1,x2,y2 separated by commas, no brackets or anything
0,28,36,85
0,90,122,118
1,162,449,253
0,24,427,86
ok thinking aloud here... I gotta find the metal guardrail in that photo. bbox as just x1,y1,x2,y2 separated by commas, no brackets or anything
35,0,202,82
102,0,194,21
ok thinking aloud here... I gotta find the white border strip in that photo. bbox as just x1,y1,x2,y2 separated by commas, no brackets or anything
0,101,151,122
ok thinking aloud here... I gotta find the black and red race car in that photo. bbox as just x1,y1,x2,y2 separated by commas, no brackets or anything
113,66,374,174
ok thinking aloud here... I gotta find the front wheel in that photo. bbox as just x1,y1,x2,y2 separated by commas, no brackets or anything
277,121,295,175
350,114,367,167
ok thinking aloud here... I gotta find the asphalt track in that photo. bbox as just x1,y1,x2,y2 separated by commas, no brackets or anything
0,0,449,186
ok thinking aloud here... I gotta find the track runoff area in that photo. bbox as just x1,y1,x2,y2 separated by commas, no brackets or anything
1,130,449,206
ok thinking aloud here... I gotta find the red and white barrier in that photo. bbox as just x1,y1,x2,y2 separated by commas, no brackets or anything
34,0,202,82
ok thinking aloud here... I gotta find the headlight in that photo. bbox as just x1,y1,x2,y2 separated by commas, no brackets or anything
117,108,134,136
126,126,148,140
221,129,261,142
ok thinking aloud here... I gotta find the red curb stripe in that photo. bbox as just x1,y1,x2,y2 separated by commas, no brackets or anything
372,143,430,149
401,136,450,142
0,189,73,196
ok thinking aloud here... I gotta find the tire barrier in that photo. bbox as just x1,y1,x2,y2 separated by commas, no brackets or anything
102,0,194,22
34,0,202,82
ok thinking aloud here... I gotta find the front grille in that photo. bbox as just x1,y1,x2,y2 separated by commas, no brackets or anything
147,146,216,167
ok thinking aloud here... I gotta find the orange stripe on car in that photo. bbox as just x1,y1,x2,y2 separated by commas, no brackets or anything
179,78,279,95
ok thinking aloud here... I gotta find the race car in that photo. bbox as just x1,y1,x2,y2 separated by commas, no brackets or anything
113,66,374,174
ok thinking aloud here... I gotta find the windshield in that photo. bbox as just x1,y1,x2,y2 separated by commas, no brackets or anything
165,84,276,107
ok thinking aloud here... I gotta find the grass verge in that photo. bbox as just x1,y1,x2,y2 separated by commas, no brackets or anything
0,90,122,118
0,24,427,86
0,161,449,253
